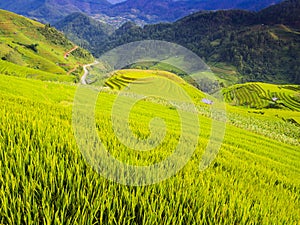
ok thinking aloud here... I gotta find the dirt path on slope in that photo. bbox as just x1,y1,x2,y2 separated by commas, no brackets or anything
64,46,79,59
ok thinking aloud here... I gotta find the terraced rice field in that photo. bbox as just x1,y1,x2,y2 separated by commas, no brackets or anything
104,69,207,104
223,82,300,111
105,69,185,90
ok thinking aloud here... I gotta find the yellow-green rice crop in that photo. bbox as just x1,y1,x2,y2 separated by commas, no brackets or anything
0,73,299,224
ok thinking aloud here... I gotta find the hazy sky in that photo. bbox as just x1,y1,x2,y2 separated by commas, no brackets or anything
108,0,126,4
108,0,193,4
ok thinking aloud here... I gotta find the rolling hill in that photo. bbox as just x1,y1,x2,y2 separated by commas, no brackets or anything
0,9,93,82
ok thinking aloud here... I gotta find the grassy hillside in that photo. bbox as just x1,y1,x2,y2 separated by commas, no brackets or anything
0,9,93,82
0,70,299,223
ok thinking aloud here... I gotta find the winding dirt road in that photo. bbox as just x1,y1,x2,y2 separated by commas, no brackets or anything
81,61,99,84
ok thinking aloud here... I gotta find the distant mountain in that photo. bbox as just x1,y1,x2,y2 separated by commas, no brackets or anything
0,0,282,24
0,0,111,24
105,0,282,23
54,12,114,55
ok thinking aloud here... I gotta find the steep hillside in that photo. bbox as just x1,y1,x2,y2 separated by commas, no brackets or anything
257,0,300,27
0,9,93,82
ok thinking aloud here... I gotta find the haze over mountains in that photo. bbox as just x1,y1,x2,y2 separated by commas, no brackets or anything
105,0,282,23
0,0,282,24
0,0,111,23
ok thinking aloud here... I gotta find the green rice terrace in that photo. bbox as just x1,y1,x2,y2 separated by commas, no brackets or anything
104,69,206,102
0,67,299,223
223,82,300,111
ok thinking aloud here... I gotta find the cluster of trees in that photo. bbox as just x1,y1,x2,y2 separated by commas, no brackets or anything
12,41,39,52
38,24,73,48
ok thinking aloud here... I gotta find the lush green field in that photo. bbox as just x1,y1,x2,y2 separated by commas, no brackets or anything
0,9,93,82
0,70,299,224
